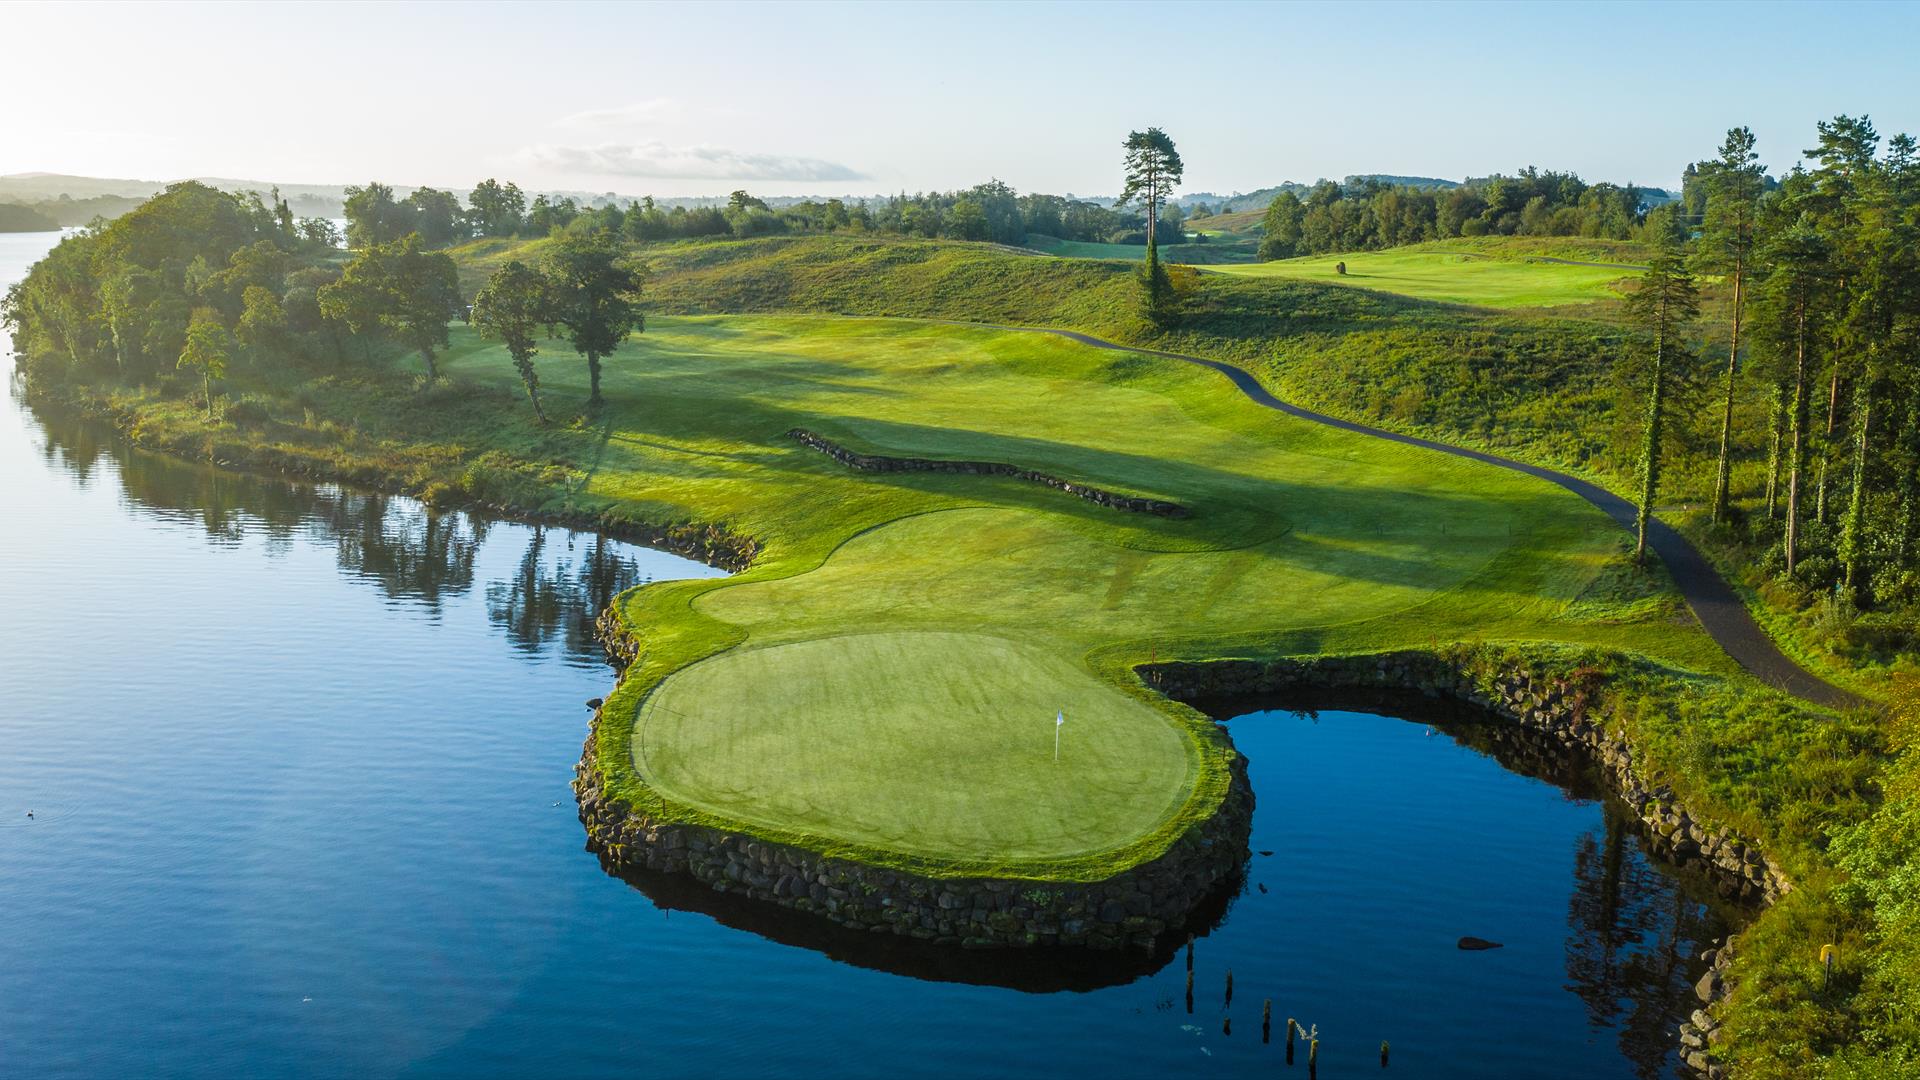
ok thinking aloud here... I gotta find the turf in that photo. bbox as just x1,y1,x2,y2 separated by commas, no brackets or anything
424,313,1734,875
638,631,1192,860
1205,238,1646,307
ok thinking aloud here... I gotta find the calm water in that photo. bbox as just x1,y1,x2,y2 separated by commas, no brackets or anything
0,229,1724,1077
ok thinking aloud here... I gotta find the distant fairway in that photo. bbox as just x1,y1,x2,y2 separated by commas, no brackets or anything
431,313,1728,876
1206,239,1645,307
1021,233,1259,265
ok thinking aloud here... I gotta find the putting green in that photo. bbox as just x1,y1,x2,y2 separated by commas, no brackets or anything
637,631,1192,861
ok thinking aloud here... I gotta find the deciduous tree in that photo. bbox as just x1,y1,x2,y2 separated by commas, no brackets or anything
472,260,551,421
542,233,643,407
178,309,231,419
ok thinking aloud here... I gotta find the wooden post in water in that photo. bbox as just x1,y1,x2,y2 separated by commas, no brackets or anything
1222,1016,1231,1036
1285,1019,1297,1064
1186,933,1194,971
1262,1000,1272,1043
1185,970,1194,1013
1381,1040,1390,1067
1309,1038,1319,1078
1224,969,1233,1008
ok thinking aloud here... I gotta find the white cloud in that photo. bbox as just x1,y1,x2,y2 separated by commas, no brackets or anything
520,141,866,182
557,99,680,130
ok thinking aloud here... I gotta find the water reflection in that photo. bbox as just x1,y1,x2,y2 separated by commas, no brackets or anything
1201,689,1737,1078
27,396,697,665
596,852,1238,993
1566,803,1722,1080
489,528,654,663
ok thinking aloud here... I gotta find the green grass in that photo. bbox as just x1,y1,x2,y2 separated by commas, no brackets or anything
1207,237,1647,308
639,631,1192,861
422,312,1748,876
1184,208,1266,235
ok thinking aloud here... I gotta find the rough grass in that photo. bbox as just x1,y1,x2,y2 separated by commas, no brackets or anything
1184,208,1266,235
1207,237,1647,308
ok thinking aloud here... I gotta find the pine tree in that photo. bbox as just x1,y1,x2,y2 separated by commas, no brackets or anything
1696,127,1766,524
1622,246,1701,564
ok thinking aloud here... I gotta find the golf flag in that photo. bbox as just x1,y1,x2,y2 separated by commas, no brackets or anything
1054,710,1064,762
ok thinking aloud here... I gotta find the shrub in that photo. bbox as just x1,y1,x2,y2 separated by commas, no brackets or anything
225,397,272,426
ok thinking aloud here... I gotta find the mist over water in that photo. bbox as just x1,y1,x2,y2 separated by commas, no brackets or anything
1,229,1724,1078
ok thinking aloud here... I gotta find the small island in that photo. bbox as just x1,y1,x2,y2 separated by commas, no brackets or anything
0,203,59,232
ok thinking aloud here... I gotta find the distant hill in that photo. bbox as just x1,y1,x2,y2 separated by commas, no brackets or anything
0,173,358,220
0,173,888,223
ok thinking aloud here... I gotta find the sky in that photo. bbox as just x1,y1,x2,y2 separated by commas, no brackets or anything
3,0,1918,200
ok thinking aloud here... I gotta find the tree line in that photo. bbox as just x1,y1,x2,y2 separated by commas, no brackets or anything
339,177,1183,252
3,181,643,417
1256,168,1688,259
1619,117,1918,624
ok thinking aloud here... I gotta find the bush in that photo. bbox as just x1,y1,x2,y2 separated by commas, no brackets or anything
225,397,272,426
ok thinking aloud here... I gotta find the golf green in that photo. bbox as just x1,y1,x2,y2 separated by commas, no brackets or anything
636,630,1192,861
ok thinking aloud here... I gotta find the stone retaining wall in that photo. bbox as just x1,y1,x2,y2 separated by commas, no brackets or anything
787,428,1189,518
1144,652,1790,905
574,618,1250,950
577,627,1758,1074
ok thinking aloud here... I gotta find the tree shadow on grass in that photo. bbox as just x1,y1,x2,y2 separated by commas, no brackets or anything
748,413,1608,596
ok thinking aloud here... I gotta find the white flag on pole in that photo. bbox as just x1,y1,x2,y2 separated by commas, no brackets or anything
1054,710,1064,762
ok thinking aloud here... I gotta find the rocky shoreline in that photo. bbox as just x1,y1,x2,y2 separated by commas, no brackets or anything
1142,649,1769,1080
575,617,1250,949
787,427,1190,518
579,616,1761,1074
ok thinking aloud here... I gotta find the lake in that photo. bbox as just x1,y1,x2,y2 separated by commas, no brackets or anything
0,229,1725,1077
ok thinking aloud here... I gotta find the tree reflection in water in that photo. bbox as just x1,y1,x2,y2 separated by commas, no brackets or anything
29,400,670,665
1565,801,1725,1079
486,527,652,665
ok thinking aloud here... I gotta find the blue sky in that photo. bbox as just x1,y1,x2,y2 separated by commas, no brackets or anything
3,0,1916,197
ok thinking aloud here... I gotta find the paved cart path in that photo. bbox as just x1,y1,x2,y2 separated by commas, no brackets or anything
958,321,1860,710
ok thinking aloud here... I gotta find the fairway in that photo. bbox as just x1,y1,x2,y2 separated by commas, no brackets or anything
436,314,1728,875
1206,242,1643,307
1020,233,1259,264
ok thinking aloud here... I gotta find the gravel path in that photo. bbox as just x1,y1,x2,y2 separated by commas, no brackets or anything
977,322,1860,709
